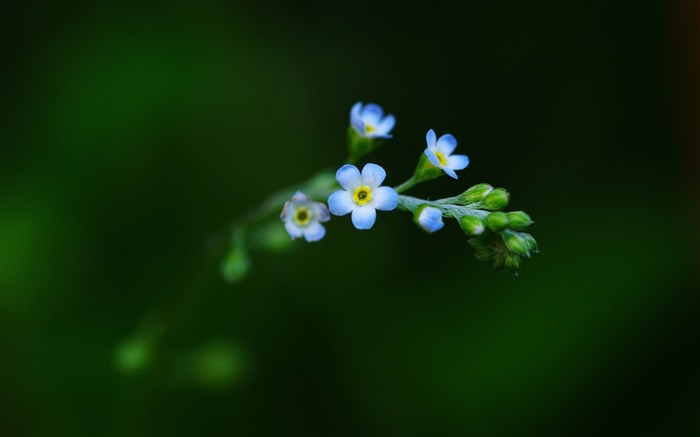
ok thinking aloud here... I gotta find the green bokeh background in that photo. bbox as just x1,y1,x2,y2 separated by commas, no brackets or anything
2,1,698,435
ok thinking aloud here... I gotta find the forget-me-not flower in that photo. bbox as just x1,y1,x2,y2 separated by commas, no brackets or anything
424,129,469,179
281,191,330,242
350,102,395,139
328,163,398,230
416,206,444,233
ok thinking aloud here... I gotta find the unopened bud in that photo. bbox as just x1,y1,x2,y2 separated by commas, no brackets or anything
482,188,510,210
507,211,533,230
460,183,494,204
220,248,250,284
486,212,509,232
459,215,485,236
414,205,444,233
503,232,530,256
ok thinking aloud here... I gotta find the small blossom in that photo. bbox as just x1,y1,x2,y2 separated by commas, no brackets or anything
328,163,398,230
415,206,444,233
350,102,395,139
280,191,330,242
424,129,469,179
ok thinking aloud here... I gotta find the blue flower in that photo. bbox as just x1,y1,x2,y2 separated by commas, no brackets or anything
328,163,398,230
350,102,396,139
424,129,469,179
280,191,330,242
416,206,444,233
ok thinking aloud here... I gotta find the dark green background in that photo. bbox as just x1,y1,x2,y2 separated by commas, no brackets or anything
1,1,698,435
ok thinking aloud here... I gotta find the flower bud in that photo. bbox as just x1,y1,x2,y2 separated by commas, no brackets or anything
414,205,444,233
482,188,510,210
459,215,485,236
486,211,509,232
220,247,250,284
507,211,533,230
503,232,530,256
460,183,494,204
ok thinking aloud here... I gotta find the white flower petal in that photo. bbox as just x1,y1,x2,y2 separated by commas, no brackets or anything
361,163,386,189
303,222,326,242
313,202,331,222
443,167,458,179
328,190,354,216
426,129,437,148
447,154,469,171
284,221,303,239
424,148,440,167
371,186,398,211
336,164,361,191
351,206,377,230
361,103,384,124
436,134,458,155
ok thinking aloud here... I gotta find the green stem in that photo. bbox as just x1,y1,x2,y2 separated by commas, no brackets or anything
394,176,417,194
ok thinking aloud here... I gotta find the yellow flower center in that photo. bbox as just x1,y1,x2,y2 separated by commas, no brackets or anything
435,151,447,166
365,124,375,134
353,185,372,206
294,207,311,226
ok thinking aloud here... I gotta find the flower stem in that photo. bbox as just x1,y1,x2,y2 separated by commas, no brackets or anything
394,176,417,194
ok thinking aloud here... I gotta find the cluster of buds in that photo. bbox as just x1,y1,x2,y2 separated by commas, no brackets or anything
221,102,538,282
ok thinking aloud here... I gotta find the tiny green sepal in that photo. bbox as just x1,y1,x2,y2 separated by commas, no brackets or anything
459,215,485,236
507,211,533,230
413,152,445,183
486,211,510,232
482,188,510,210
220,247,250,284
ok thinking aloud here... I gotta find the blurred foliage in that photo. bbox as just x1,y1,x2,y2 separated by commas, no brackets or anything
1,1,698,436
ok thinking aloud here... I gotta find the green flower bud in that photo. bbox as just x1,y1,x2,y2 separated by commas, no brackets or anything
482,188,510,210
486,211,509,232
459,215,485,236
503,232,530,256
507,211,533,230
115,339,152,374
220,247,250,284
460,183,494,204
522,233,539,253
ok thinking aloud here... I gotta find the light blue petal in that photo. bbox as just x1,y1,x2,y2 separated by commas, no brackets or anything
376,114,395,136
436,134,457,155
443,167,458,179
350,101,362,120
351,206,377,230
361,163,386,189
313,202,331,222
371,186,398,211
351,117,365,135
418,206,444,233
426,129,437,148
424,149,440,167
447,154,469,171
335,164,361,191
303,222,326,242
284,221,303,239
361,103,384,124
328,190,354,216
